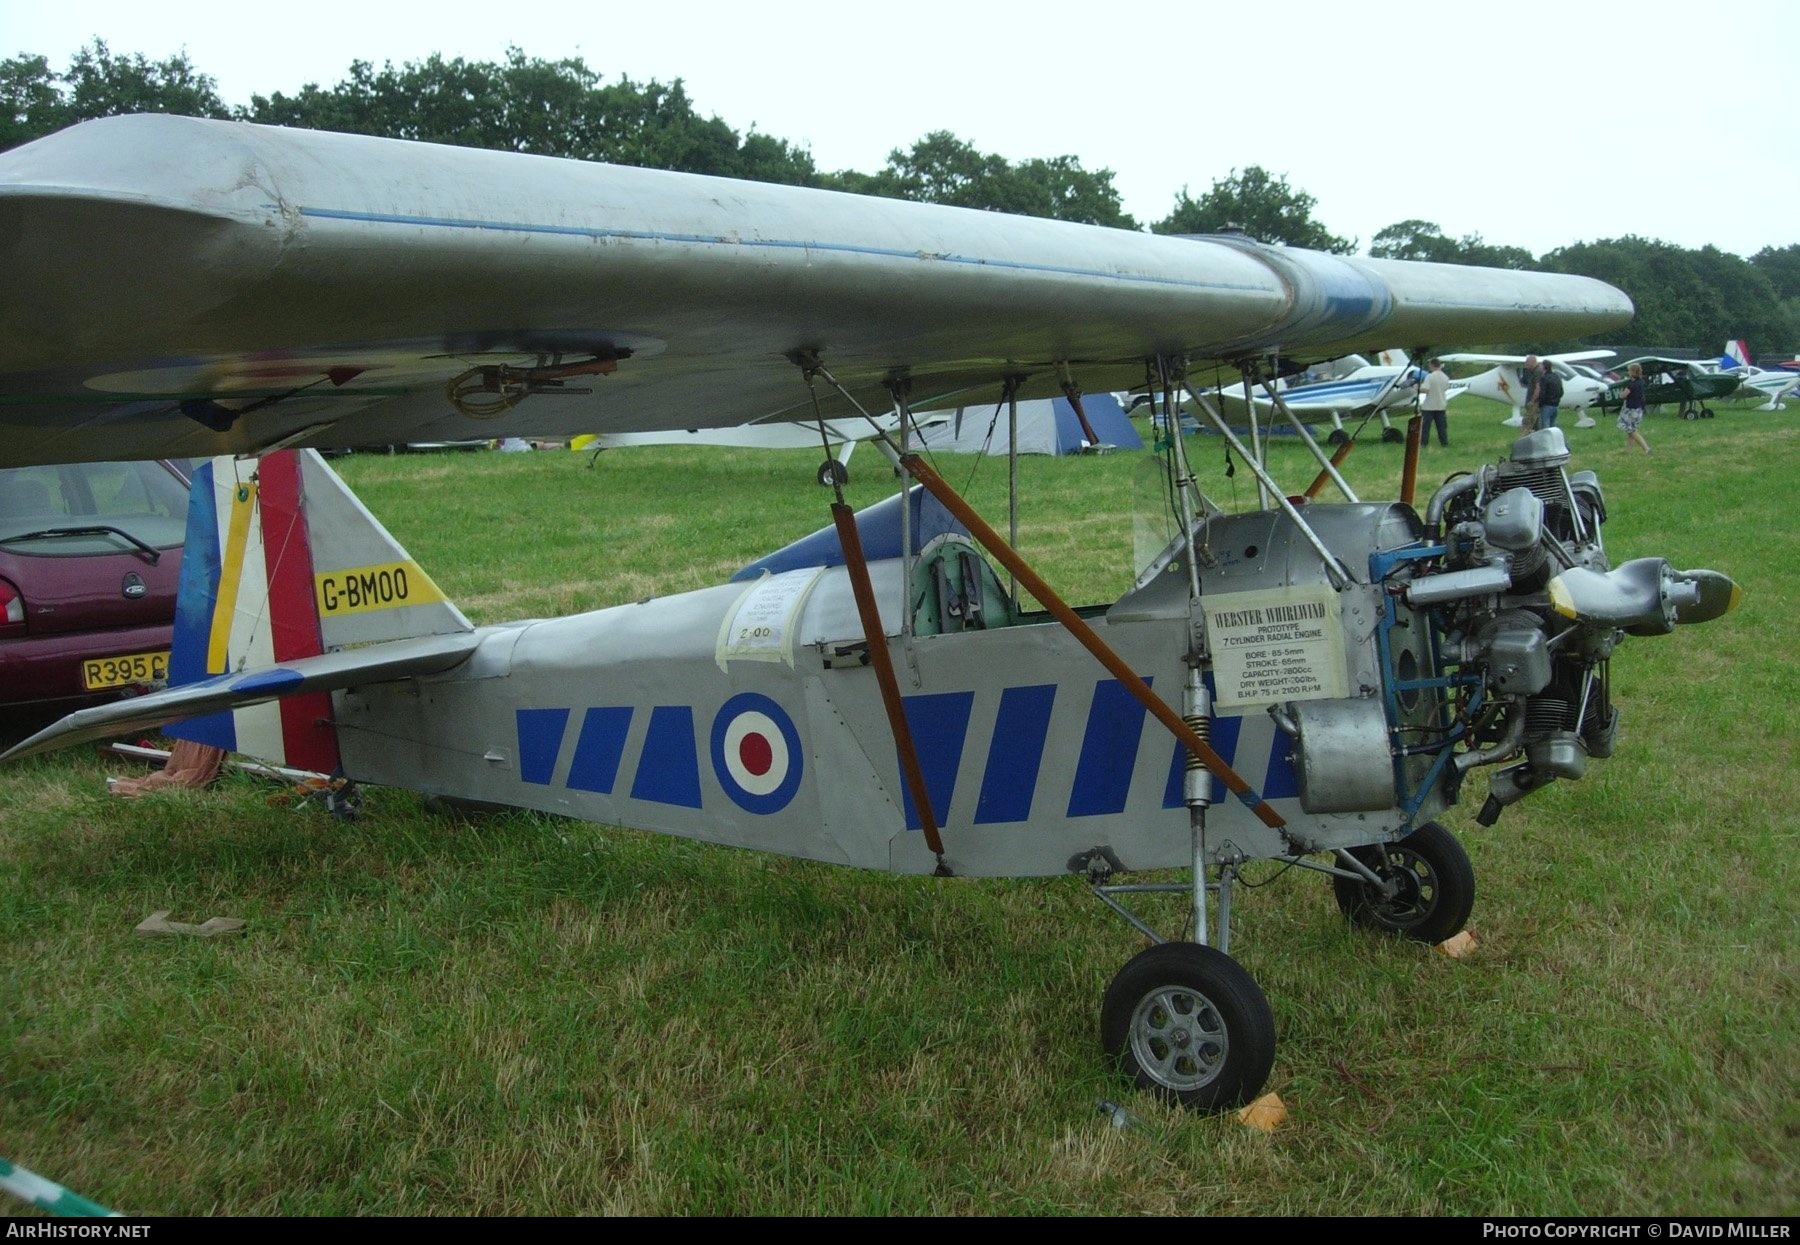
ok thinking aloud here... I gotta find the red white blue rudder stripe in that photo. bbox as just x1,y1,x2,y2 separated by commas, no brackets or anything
167,449,470,772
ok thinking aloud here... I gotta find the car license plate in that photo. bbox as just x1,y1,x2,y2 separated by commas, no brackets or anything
82,650,170,690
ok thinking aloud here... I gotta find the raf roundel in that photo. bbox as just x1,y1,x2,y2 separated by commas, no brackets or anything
710,693,804,814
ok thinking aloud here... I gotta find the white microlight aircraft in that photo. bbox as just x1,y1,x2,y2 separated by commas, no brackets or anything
1439,350,1619,428
0,116,1742,1111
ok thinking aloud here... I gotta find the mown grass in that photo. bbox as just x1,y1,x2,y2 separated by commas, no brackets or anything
1,400,1794,1216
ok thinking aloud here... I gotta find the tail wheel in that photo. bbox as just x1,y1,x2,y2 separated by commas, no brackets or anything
1100,942,1275,1112
1333,820,1475,945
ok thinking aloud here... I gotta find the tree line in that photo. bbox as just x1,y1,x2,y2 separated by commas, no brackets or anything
4,41,1794,355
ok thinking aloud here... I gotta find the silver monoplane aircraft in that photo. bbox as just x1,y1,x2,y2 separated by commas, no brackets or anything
0,116,1739,1111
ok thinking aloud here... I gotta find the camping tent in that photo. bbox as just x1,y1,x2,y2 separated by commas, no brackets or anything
910,394,1142,456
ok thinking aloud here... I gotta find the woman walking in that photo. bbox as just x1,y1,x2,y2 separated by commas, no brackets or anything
1618,361,1651,455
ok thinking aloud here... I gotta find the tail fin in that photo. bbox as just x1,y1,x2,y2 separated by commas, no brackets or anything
168,449,471,770
1725,339,1752,369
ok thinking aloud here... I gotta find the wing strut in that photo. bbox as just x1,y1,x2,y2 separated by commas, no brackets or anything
792,356,1286,832
1057,368,1103,448
1242,359,1359,503
1400,410,1423,508
1303,439,1356,501
799,365,951,872
1180,376,1356,591
899,453,1286,831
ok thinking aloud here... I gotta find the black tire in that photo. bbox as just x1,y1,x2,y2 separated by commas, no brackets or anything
1327,429,1349,445
816,459,849,487
1332,820,1475,945
1682,408,1699,421
1100,942,1275,1112
1381,426,1404,444
1701,407,1715,419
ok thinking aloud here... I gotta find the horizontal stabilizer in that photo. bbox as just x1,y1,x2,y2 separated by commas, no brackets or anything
2,631,483,763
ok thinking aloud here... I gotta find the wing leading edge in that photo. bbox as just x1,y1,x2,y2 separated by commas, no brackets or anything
0,115,1634,469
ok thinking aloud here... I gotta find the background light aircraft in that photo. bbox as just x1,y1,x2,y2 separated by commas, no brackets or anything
1596,357,1744,420
0,115,1737,1114
1439,350,1617,428
1191,351,1427,444
1713,340,1798,411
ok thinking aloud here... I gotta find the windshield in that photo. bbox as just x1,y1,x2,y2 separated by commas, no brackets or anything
1129,451,1225,583
0,461,188,553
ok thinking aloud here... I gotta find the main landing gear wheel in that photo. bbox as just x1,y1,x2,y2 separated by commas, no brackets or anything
1100,942,1275,1112
1327,429,1349,446
1333,820,1475,945
1682,408,1700,421
1701,407,1715,419
1381,426,1405,444
816,459,850,486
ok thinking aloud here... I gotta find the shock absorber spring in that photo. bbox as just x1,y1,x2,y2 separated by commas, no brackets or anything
1184,667,1214,810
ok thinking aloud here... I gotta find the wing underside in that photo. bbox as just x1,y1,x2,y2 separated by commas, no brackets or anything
0,116,1635,469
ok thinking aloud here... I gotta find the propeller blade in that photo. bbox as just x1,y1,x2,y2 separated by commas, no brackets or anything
1547,559,1674,634
1547,560,1742,635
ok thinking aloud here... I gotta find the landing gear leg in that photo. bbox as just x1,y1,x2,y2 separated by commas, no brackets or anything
1090,672,1277,1112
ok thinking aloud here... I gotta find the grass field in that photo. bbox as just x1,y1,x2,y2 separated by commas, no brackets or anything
2,400,1795,1216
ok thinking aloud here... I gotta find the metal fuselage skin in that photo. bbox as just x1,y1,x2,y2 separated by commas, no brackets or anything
332,503,1443,879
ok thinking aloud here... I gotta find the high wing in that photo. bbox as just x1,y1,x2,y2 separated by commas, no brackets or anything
0,116,1633,471
1614,356,1705,373
1614,357,1744,397
1438,350,1617,367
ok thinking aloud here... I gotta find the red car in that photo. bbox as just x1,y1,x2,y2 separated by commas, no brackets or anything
0,459,190,717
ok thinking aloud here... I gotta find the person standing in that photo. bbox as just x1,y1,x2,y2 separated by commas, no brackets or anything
1420,357,1452,447
1533,359,1564,429
1520,355,1542,431
1617,361,1651,454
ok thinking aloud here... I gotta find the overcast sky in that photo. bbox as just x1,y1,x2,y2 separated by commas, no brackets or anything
6,0,1796,258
